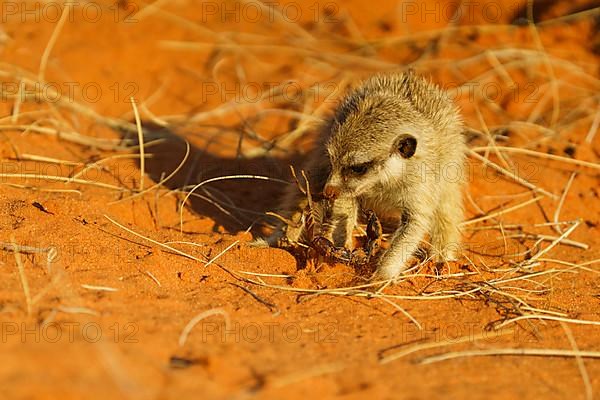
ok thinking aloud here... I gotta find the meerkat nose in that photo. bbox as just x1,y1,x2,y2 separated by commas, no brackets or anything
323,184,340,199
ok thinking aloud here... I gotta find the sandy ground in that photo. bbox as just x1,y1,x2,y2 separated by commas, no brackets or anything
0,0,599,399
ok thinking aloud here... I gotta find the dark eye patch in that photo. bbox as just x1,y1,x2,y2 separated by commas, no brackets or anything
346,161,373,176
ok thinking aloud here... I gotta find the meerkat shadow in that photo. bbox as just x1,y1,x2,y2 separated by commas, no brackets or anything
124,122,302,236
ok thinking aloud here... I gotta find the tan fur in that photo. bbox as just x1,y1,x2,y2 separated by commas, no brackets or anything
263,71,466,280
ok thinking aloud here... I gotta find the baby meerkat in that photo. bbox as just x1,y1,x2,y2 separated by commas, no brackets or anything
262,71,465,281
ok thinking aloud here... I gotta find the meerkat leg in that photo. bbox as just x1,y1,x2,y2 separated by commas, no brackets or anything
251,200,308,248
250,212,299,248
430,186,463,262
250,231,282,248
331,197,358,249
373,210,432,280
318,196,357,249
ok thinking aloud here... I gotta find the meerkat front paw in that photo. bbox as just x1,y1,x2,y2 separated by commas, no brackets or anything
320,195,358,250
249,229,285,248
370,260,404,283
249,237,271,248
431,242,461,263
438,248,459,262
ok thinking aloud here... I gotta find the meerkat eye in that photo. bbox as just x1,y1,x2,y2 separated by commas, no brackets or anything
348,162,371,176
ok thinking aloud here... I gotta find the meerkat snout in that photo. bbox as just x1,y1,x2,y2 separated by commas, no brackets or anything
263,71,466,281
323,184,340,199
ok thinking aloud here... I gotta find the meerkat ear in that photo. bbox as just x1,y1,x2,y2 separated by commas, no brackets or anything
393,134,417,158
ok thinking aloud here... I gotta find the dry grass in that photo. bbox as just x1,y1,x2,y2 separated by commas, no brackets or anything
418,348,600,365
178,308,231,347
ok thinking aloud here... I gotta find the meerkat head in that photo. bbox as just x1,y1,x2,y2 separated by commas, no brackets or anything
322,92,428,200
